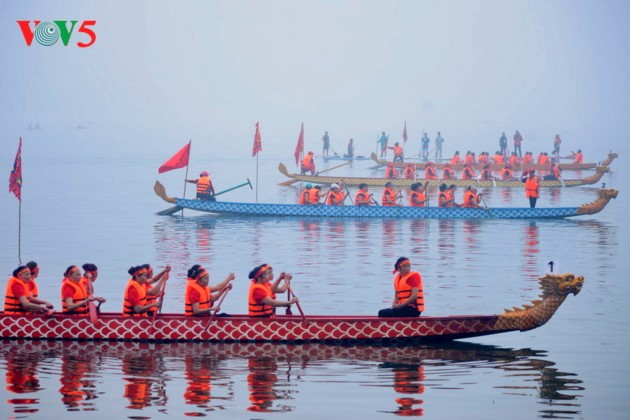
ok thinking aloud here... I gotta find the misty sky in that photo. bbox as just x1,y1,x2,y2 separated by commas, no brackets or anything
1,0,628,158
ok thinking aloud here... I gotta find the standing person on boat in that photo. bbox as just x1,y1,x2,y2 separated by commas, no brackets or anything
378,257,424,318
322,131,330,156
187,171,216,201
377,131,389,157
299,183,313,205
388,142,404,162
355,183,375,206
462,186,483,208
142,264,171,317
326,183,346,205
385,163,399,179
421,132,430,160
185,266,234,317
382,181,400,206
248,264,297,318
61,265,103,316
553,134,562,158
122,266,161,317
301,151,316,175
543,158,562,180
4,266,54,314
409,182,428,207
25,261,41,299
435,132,444,159
522,169,540,208
499,132,508,157
513,130,523,157
345,138,354,158
571,149,584,163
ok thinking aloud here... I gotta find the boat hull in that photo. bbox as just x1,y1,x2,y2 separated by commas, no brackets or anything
0,312,511,342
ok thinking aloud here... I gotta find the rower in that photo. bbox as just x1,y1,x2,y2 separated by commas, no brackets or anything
248,264,297,318
378,257,424,318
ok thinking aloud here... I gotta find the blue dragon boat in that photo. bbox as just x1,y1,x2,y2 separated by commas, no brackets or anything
154,182,617,219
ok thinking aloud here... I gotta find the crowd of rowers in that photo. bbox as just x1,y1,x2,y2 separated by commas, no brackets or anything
4,258,424,318
301,181,490,208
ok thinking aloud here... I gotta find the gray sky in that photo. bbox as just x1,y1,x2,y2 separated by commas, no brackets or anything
1,0,628,158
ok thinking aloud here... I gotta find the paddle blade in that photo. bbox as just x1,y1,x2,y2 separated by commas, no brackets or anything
88,302,98,325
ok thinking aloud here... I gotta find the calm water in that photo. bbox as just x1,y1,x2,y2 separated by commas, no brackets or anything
1,127,628,419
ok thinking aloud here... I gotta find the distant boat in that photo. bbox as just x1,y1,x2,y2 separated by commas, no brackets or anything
320,155,372,161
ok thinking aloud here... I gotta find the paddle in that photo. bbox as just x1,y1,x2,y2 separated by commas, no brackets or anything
286,287,293,315
204,284,233,332
286,283,307,324
85,273,98,325
150,270,169,328
156,179,253,215
343,181,354,204
479,195,494,218
278,161,351,186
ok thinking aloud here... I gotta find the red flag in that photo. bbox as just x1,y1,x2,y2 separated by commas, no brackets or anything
158,141,191,173
294,123,304,166
252,122,262,156
403,121,408,143
9,137,22,202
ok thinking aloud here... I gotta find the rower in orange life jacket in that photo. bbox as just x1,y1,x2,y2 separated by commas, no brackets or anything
141,264,170,317
388,142,404,163
308,185,323,204
424,163,437,180
378,257,424,318
493,152,505,165
442,163,455,180
539,153,550,165
61,265,94,316
185,267,234,316
461,164,475,180
299,183,313,205
404,164,416,179
437,183,452,208
78,263,107,309
355,183,374,206
521,152,533,165
462,186,482,208
409,182,427,207
543,158,562,180
382,182,400,206
571,149,584,163
522,169,540,208
187,171,216,200
509,153,520,167
123,266,160,317
4,265,53,314
477,152,488,165
450,151,461,165
326,183,346,205
25,261,40,299
501,166,515,180
248,264,296,318
385,164,399,179
480,164,494,180
301,151,316,175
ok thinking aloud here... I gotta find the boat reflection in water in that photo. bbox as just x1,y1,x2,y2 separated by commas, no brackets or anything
1,339,583,417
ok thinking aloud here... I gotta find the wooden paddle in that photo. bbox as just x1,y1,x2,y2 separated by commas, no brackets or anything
150,270,169,328
286,287,293,315
286,283,307,324
85,273,98,325
278,161,351,186
203,284,233,332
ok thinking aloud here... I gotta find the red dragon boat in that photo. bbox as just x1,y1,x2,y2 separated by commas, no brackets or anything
0,273,583,342
370,151,618,171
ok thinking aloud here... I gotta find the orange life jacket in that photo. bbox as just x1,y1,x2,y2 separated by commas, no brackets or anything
61,278,88,315
481,168,492,180
394,272,424,311
494,155,504,164
404,167,416,179
438,191,448,208
409,191,425,207
248,283,274,317
462,167,474,180
550,163,561,178
4,276,30,314
185,281,211,316
525,176,539,198
385,166,398,178
196,175,212,195
442,167,454,179
355,191,370,206
123,278,147,317
573,153,583,163
308,189,321,204
29,279,39,298
393,146,403,156
522,155,533,165
462,190,478,208
302,154,314,166
478,155,488,164
326,190,345,205
450,155,461,165
299,188,311,205
501,168,514,180
382,187,397,206
509,155,519,166
424,166,437,179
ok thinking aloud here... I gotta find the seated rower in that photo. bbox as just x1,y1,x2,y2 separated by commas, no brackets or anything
143,264,171,317
501,165,516,181
480,164,494,181
355,183,375,206
61,265,104,316
378,257,424,318
571,149,584,164
381,181,400,206
299,183,313,205
4,265,54,314
385,164,399,179
248,264,297,318
187,171,216,201
122,265,161,317
25,261,41,299
309,185,323,204
404,164,416,179
326,183,346,205
462,186,483,208
185,267,235,316
409,182,428,207
442,163,456,180
424,162,437,180
461,164,475,180
543,158,562,180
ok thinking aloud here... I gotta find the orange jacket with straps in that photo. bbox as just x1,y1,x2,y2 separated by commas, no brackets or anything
4,276,31,314
308,188,321,204
394,272,424,311
299,188,311,205
462,167,474,180
185,281,211,316
442,167,454,179
450,155,461,165
481,168,493,180
196,175,212,195
509,155,520,166
550,163,561,178
391,145,403,157
409,191,426,207
525,176,540,198
248,283,274,317
326,190,345,205
501,167,514,180
382,187,397,206
462,190,478,208
355,190,371,206
404,166,416,179
424,166,437,179
123,278,147,317
385,166,398,178
493,154,505,164
302,154,314,167
61,278,89,315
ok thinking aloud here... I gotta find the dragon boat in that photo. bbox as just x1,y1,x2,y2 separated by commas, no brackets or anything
370,152,619,171
0,273,583,343
278,163,609,188
322,155,372,161
154,181,617,219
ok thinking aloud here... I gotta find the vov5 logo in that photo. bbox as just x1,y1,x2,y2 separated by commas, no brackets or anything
17,20,96,47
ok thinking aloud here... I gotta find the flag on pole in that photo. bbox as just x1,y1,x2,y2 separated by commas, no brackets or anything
158,141,191,173
9,137,22,202
403,121,408,143
294,123,304,166
252,122,262,156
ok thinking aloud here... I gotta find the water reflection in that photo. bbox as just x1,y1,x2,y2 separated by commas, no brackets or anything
522,221,540,276
0,340,584,418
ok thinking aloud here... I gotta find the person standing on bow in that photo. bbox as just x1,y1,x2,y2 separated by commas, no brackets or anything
248,264,297,318
377,131,389,157
301,151,316,175
522,169,540,208
420,132,430,160
322,131,330,156
4,265,53,314
499,132,508,157
355,183,375,206
434,132,444,159
378,257,425,318
388,142,404,163
185,266,234,317
513,130,523,157
346,138,354,158
187,171,216,201
552,134,562,159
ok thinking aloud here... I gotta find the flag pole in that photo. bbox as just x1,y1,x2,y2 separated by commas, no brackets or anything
255,154,259,203
181,140,191,216
17,193,22,265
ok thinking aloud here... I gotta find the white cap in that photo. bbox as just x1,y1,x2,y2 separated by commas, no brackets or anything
330,183,340,189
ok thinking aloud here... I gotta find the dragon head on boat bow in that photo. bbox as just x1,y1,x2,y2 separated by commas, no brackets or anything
154,181,177,204
576,188,619,215
495,273,584,332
